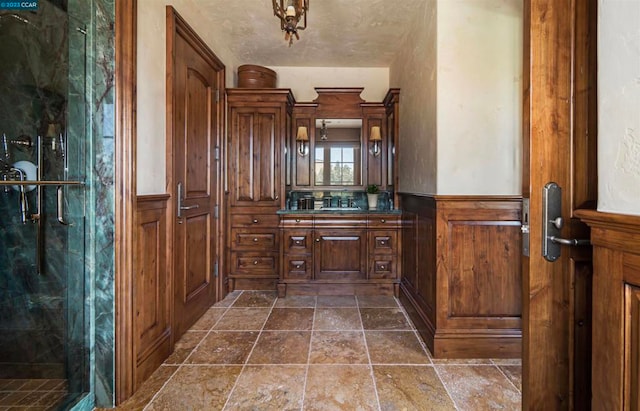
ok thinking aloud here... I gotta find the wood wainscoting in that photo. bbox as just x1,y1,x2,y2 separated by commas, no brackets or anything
575,210,640,410
400,194,523,358
133,195,172,391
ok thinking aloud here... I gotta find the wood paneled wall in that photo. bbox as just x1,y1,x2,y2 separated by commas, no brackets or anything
576,210,640,410
400,194,522,358
133,195,171,390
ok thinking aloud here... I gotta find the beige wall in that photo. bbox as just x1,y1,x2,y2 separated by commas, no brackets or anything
437,0,523,195
390,0,522,196
390,0,438,195
269,67,389,102
598,0,640,216
137,0,239,195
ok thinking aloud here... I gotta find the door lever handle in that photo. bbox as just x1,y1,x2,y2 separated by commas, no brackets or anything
176,182,199,218
549,236,590,247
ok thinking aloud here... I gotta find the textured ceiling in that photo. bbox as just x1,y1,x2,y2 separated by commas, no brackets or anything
192,0,426,67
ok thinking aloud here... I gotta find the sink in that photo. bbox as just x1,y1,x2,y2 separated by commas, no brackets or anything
320,207,362,211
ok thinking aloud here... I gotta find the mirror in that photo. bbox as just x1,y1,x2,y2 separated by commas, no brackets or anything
313,119,362,186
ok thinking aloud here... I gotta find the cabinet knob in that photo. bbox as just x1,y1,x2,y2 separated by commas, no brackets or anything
253,260,259,265
380,241,386,245
253,219,259,224
381,219,386,223
295,240,301,245
380,265,386,270
316,238,321,242
275,195,279,200
295,219,301,223
295,265,301,269
253,238,259,242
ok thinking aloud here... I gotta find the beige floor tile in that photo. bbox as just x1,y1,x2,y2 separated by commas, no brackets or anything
146,366,241,411
164,332,207,364
316,295,357,307
374,365,456,411
215,290,242,307
263,308,315,330
356,295,400,308
360,308,412,330
274,295,316,308
191,308,227,330
223,365,306,411
499,365,522,392
436,365,521,410
366,331,431,364
213,308,271,330
231,291,277,308
309,331,368,364
105,365,178,411
313,308,362,330
304,365,378,410
247,331,311,364
187,331,258,364
431,358,493,365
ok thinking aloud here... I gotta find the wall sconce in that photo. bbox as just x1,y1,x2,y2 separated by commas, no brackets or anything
296,126,309,156
370,126,382,157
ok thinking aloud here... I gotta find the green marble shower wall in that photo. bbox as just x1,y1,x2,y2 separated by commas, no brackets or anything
0,0,115,409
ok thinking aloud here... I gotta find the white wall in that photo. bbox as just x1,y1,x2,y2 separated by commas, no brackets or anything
137,0,239,195
269,67,389,102
598,0,640,216
390,0,438,195
436,0,523,195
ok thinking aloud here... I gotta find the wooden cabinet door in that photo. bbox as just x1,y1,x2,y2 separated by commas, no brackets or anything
314,229,366,280
229,106,281,207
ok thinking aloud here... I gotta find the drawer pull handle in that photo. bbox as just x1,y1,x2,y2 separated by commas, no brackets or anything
381,219,386,223
295,219,301,223
253,238,259,242
253,260,259,265
253,219,259,224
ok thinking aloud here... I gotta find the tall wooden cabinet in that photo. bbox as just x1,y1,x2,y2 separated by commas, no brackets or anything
226,89,294,290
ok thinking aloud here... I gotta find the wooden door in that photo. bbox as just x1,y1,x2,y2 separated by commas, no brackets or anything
167,8,225,339
314,229,367,280
229,107,281,207
523,0,597,409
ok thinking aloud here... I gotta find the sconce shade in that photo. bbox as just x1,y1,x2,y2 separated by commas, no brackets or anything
370,126,382,141
296,126,309,141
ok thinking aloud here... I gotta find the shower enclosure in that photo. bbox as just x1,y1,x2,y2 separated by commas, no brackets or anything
0,2,92,409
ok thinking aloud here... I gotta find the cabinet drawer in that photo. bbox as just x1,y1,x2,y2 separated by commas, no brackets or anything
283,230,313,254
315,216,367,229
283,256,312,280
231,252,279,275
368,231,397,255
280,215,313,228
231,213,280,228
231,229,278,250
367,215,401,229
369,257,396,280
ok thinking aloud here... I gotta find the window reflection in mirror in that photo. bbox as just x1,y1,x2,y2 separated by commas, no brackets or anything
313,119,362,186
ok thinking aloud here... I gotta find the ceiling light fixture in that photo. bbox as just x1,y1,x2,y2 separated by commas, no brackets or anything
272,0,309,47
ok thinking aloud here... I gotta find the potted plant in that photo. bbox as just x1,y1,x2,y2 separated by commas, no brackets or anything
366,184,379,210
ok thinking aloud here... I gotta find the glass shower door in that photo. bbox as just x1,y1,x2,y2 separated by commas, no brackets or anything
0,2,89,409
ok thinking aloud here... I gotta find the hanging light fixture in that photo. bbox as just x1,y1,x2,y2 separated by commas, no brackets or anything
320,120,328,140
272,0,310,46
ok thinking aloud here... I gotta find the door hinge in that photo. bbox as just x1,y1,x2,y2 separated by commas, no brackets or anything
215,146,220,161
214,261,219,278
214,205,219,219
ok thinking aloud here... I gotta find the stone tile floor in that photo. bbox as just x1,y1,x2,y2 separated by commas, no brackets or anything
0,379,68,410
115,291,522,411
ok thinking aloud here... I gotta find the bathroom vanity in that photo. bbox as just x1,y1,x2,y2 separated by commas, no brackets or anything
226,87,400,294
